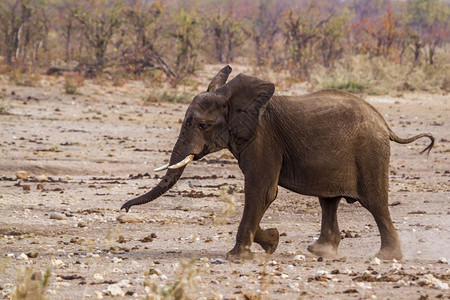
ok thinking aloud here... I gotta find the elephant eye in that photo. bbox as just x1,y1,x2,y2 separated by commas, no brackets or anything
198,123,206,130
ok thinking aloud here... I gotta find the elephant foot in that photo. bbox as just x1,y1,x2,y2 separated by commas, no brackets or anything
375,247,403,260
226,245,254,261
254,228,279,254
307,241,338,258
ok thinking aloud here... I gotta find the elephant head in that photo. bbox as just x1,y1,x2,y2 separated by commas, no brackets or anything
121,66,275,212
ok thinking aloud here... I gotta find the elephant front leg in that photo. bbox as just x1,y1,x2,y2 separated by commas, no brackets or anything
307,197,341,258
227,178,279,260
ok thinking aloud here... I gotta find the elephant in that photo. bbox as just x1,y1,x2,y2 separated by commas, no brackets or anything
121,65,434,261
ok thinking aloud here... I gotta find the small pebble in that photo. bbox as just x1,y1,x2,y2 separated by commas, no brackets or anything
36,175,48,182
16,171,28,180
50,212,67,220
104,284,125,297
27,252,39,258
116,214,142,223
438,257,448,264
94,291,103,299
210,258,228,264
370,257,381,265
293,255,306,261
51,259,65,268
17,253,29,260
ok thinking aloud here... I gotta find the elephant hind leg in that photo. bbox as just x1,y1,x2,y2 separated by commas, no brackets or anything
254,226,279,254
307,197,341,258
360,199,403,260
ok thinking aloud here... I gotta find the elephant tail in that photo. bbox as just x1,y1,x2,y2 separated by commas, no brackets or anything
389,131,435,155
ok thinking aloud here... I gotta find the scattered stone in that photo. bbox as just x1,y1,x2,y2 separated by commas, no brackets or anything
51,259,65,268
309,270,332,282
94,273,104,281
36,175,49,182
50,212,67,220
210,258,228,264
371,257,381,265
353,271,375,282
140,236,154,243
37,183,44,190
343,289,359,294
418,274,449,290
16,171,28,180
117,279,131,288
438,257,448,264
26,252,39,258
391,262,402,271
148,268,162,276
112,257,122,263
116,214,142,224
293,255,306,261
94,291,103,299
22,185,31,191
355,282,372,289
17,253,29,260
6,253,15,258
77,222,87,228
104,284,125,297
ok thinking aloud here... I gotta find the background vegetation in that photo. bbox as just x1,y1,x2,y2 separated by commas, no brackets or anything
0,0,449,94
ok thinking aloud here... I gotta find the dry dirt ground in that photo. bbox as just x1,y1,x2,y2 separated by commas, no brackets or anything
0,72,449,299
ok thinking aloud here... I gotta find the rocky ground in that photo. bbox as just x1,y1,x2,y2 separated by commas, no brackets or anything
0,71,449,299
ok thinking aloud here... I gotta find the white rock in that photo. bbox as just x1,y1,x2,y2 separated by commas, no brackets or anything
6,253,15,258
280,273,289,279
434,282,449,290
112,257,122,263
293,255,306,261
16,171,28,180
17,253,28,260
49,212,67,220
104,284,125,297
267,260,278,265
391,262,402,271
160,274,168,280
94,290,103,299
438,257,448,264
117,279,131,288
370,257,381,265
356,282,372,289
94,273,104,281
210,258,228,264
51,259,65,268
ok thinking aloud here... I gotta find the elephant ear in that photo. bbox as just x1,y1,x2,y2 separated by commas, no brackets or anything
207,65,232,92
217,73,275,146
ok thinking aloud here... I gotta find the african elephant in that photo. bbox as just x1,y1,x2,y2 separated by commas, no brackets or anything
121,66,434,260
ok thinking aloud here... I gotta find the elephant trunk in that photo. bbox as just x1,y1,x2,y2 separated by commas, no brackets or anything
120,138,190,212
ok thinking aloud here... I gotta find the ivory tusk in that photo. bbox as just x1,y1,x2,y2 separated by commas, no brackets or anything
168,154,194,169
154,163,169,172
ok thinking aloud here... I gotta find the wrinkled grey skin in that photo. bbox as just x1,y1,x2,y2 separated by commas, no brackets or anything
121,66,434,260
